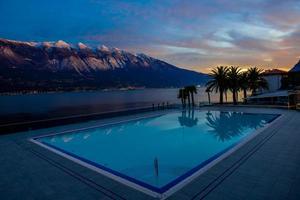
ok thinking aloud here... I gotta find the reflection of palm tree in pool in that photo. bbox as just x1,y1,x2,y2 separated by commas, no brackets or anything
178,109,198,127
206,112,243,142
205,112,266,142
244,114,267,129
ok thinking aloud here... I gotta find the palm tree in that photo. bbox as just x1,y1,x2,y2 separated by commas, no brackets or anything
185,86,197,106
224,87,228,103
206,66,229,104
185,88,191,107
177,89,185,107
247,67,268,95
227,66,241,105
178,88,190,108
205,87,211,104
239,71,249,103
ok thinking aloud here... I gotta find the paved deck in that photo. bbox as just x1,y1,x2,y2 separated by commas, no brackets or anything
0,107,299,200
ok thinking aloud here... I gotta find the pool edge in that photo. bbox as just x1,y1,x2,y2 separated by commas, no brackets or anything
28,111,282,200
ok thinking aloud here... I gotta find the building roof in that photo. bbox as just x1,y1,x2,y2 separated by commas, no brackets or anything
289,59,300,72
247,90,288,99
263,69,288,76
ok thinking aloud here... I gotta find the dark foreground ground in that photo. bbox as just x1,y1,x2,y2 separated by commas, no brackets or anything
0,106,299,200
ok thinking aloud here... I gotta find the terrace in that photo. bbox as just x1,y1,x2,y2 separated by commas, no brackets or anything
1,106,299,200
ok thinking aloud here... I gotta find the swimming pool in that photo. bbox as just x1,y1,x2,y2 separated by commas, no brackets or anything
31,110,279,198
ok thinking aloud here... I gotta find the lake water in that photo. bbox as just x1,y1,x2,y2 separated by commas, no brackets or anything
33,110,278,196
0,88,241,125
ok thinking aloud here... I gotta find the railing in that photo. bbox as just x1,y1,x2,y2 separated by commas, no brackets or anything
151,102,178,110
1,102,179,134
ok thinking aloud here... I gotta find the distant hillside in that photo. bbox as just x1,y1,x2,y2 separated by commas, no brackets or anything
0,38,209,93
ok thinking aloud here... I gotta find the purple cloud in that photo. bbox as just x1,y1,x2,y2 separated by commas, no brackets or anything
0,0,299,72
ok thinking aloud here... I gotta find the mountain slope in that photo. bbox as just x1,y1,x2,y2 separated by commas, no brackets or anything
0,38,209,92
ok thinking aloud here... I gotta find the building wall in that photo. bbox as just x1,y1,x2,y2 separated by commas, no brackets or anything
263,75,282,92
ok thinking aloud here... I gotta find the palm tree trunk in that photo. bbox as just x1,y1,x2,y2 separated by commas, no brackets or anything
180,97,184,107
207,92,211,104
191,92,195,107
225,91,228,102
232,89,237,105
187,94,191,107
243,89,247,103
219,89,223,104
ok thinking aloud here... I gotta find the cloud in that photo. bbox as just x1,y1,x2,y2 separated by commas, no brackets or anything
0,0,300,72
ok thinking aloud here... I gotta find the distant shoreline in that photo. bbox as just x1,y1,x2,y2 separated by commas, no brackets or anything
0,88,142,96
0,87,185,96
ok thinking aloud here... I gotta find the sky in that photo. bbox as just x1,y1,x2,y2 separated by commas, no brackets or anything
0,0,300,72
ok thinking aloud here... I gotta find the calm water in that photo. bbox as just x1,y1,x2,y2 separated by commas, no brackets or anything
0,88,242,125
35,110,278,192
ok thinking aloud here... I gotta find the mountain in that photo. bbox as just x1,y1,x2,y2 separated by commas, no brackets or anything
0,38,209,93
289,59,300,72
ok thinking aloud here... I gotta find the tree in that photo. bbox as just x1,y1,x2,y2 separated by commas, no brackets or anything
224,86,228,103
206,66,229,104
239,71,249,103
185,88,191,107
247,67,268,95
177,89,185,107
227,66,241,105
205,87,211,105
184,85,197,106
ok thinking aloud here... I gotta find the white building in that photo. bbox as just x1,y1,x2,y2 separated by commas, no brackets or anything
262,69,288,92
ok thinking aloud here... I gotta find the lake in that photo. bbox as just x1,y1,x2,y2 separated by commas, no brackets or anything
0,88,239,125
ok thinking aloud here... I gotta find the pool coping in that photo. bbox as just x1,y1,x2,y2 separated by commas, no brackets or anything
29,109,282,199
162,112,282,199
168,108,290,200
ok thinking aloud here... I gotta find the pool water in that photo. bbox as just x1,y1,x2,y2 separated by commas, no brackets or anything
33,110,278,195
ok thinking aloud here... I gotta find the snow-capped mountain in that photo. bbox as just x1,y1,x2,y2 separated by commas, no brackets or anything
0,38,209,92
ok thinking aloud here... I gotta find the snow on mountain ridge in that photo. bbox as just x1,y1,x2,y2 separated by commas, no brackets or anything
55,40,70,49
0,38,209,92
98,45,110,52
42,42,55,48
0,38,151,60
0,38,167,73
0,38,37,47
77,42,89,49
